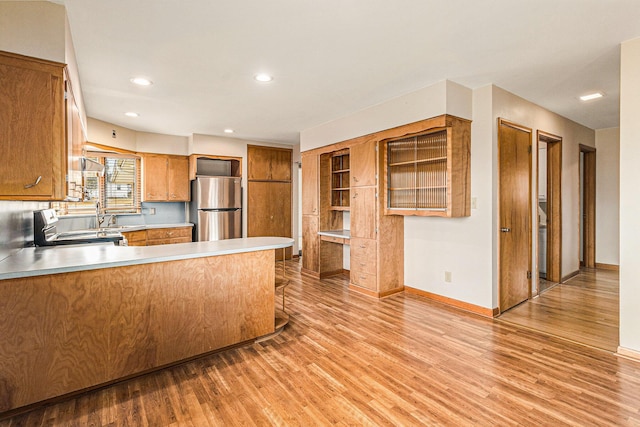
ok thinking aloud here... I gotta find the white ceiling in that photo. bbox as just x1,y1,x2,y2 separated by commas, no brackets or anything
60,0,640,145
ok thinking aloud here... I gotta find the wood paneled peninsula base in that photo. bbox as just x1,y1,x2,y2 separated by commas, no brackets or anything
0,237,293,416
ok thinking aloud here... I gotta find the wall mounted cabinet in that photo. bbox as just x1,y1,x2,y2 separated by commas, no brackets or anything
383,115,471,217
142,154,189,201
0,51,67,200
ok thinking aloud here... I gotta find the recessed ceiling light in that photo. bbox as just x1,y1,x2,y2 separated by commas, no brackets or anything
224,129,234,134
130,77,153,86
579,92,604,101
124,112,139,117
254,73,273,83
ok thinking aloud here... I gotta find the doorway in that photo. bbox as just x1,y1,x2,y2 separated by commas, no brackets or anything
498,119,532,313
579,145,596,268
537,131,562,293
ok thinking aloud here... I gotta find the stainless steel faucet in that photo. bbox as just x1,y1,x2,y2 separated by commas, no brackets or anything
95,201,101,228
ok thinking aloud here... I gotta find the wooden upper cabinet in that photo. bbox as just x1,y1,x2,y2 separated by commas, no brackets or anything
65,74,85,200
143,154,190,201
167,155,189,201
383,114,471,217
350,140,377,187
143,154,169,201
247,145,292,181
0,51,66,200
301,154,319,215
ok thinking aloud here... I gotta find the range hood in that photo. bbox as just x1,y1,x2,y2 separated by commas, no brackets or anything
80,157,105,176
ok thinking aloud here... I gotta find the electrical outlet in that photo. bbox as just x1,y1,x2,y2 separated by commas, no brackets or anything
471,197,477,209
445,271,452,283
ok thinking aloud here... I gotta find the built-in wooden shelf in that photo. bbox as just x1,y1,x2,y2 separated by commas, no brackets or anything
331,150,350,209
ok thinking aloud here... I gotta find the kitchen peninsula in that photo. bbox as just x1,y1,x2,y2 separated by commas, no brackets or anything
0,237,293,415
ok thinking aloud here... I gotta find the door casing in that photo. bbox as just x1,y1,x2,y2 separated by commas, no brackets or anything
537,131,562,286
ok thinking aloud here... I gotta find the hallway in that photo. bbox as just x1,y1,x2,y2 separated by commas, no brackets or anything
497,268,619,351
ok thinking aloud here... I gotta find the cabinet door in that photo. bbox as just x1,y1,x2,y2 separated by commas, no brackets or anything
167,155,190,201
302,215,320,273
247,145,292,181
301,154,319,215
0,53,66,200
143,155,168,201
65,78,85,200
247,181,292,256
350,140,376,187
350,187,376,239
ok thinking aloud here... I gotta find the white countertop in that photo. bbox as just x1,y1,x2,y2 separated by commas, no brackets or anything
318,229,351,239
0,237,294,280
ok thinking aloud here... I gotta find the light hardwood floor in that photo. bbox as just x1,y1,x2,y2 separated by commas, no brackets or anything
499,268,619,351
1,263,639,426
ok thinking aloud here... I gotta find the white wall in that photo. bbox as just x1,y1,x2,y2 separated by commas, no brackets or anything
300,80,472,151
0,1,66,62
491,86,595,301
619,37,640,354
595,127,620,266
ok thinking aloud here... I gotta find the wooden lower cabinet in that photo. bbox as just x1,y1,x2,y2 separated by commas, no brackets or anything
302,215,320,274
146,227,192,245
350,238,377,291
0,250,274,414
122,227,192,246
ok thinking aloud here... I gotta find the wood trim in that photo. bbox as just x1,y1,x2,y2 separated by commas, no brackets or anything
347,284,403,299
188,154,242,179
404,286,496,318
348,284,380,298
86,142,138,155
301,114,471,157
617,346,640,361
319,269,346,278
498,118,533,133
580,146,596,268
406,286,497,317
378,286,404,298
595,263,619,271
561,269,580,282
537,130,562,284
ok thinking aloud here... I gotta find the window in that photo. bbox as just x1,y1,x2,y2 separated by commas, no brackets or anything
54,152,141,216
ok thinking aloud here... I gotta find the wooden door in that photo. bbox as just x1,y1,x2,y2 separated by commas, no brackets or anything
301,154,319,215
498,119,532,312
167,155,189,201
350,140,376,187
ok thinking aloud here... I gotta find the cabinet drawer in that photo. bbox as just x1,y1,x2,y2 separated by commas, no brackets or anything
350,255,376,276
320,234,345,245
350,271,376,291
146,227,191,240
147,237,191,246
350,238,376,261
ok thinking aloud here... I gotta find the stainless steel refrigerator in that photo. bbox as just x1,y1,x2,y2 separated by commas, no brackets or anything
190,176,242,241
